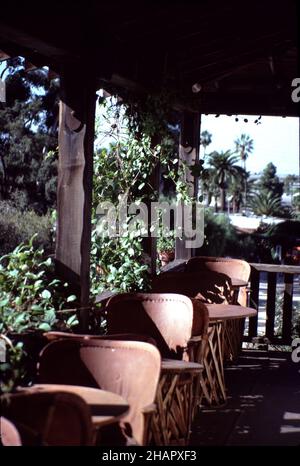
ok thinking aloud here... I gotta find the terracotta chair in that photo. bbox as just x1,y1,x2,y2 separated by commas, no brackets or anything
186,256,251,362
105,293,206,445
186,256,250,306
106,293,195,360
152,271,233,304
0,417,22,446
38,338,161,446
1,391,93,446
151,274,229,405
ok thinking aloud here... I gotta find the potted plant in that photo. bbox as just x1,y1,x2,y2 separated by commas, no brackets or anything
157,229,175,267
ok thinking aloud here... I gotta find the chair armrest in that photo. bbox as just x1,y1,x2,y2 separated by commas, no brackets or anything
142,403,157,415
188,335,202,343
161,359,203,373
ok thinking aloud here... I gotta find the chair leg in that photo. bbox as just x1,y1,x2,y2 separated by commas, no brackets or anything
197,321,226,407
223,318,245,362
149,366,201,445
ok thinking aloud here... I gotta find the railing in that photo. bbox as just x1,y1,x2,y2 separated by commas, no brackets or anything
96,259,300,346
246,263,300,345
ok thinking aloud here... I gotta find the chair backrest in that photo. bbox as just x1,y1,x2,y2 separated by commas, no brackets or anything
1,391,93,446
44,331,157,347
38,338,161,446
186,256,251,281
0,417,22,446
152,271,233,304
106,293,194,360
190,298,209,338
186,256,251,305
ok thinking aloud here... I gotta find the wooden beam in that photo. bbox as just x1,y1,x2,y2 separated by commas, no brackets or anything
55,66,96,331
175,110,200,260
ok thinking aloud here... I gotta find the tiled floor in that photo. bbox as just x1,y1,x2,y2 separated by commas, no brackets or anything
191,350,300,446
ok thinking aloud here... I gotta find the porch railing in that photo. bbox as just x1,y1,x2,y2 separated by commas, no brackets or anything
245,263,300,345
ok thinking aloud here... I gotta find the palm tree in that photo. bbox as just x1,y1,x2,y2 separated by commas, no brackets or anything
234,133,254,171
201,167,218,208
208,150,242,212
200,130,212,157
234,133,254,205
250,191,281,217
227,168,248,213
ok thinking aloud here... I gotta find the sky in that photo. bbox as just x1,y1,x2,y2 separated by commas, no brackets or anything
201,114,299,176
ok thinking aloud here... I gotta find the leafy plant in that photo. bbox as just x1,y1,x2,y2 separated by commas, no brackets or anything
0,235,77,335
90,222,150,297
157,230,175,253
0,335,26,393
91,95,195,295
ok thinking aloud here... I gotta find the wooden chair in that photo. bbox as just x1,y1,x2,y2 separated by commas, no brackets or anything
186,256,250,306
152,271,233,304
105,293,205,445
186,257,251,361
151,274,228,406
1,391,94,445
38,338,161,446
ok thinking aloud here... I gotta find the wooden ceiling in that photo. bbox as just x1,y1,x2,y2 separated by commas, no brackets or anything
0,0,299,115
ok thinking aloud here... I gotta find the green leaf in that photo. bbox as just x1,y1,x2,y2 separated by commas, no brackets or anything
31,304,44,311
67,295,77,303
41,290,51,300
38,323,51,331
0,298,9,307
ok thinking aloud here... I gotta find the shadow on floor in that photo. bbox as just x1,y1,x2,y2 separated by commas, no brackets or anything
191,350,300,446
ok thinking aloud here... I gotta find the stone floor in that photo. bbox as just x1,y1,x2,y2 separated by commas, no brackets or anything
191,350,300,446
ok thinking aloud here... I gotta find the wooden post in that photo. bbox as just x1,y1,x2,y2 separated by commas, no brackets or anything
55,67,96,331
175,110,200,260
266,272,277,340
248,266,259,339
282,273,294,344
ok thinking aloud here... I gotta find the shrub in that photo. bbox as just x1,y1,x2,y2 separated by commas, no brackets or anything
198,210,238,257
0,201,54,256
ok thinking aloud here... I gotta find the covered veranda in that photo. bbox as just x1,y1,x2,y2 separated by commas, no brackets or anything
0,0,299,447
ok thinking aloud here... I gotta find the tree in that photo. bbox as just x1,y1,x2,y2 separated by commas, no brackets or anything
284,174,297,195
258,162,284,201
0,58,59,212
208,150,243,212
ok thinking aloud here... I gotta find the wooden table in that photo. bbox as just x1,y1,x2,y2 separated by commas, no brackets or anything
19,384,129,428
200,305,257,406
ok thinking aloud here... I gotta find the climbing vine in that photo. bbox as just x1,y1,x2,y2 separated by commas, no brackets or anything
90,91,199,296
